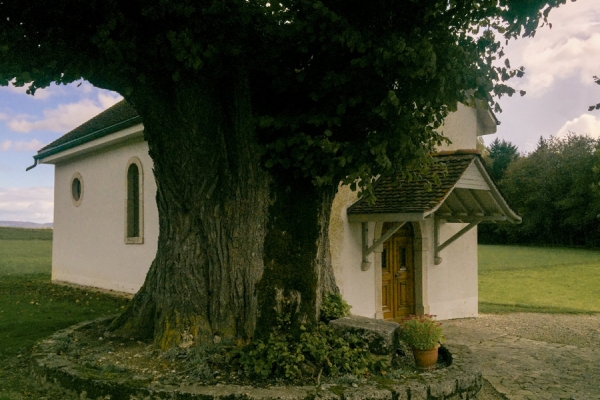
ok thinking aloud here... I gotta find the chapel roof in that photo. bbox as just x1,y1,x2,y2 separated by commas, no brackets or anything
35,100,140,161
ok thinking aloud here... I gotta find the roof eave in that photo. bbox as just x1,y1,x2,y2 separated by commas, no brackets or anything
348,212,430,223
471,157,521,224
35,115,143,162
346,155,522,225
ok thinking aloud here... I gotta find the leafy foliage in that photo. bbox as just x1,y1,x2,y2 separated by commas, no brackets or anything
398,315,445,351
480,134,600,247
238,296,387,381
320,292,351,323
0,0,569,200
0,0,575,347
476,136,489,157
483,138,519,181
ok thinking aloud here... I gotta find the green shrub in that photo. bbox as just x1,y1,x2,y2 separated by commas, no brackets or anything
398,315,445,350
239,323,388,380
238,294,386,381
320,292,351,323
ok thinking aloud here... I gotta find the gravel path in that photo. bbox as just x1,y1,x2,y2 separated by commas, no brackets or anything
443,313,600,400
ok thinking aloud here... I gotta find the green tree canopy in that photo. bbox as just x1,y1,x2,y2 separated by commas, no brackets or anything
0,0,571,349
481,134,600,247
484,138,520,181
1,0,566,196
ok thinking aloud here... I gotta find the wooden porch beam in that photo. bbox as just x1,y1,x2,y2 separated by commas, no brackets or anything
434,217,482,265
361,221,406,270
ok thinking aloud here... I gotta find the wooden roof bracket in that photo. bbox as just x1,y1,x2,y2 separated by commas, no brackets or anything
361,221,406,271
434,216,482,265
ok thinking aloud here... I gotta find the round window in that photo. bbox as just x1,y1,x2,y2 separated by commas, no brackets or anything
70,172,84,207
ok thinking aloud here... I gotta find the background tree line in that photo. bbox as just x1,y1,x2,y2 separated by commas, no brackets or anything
479,135,600,247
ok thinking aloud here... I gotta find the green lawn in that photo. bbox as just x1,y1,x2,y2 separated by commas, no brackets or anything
1,229,598,396
0,227,52,276
0,227,130,399
478,244,600,313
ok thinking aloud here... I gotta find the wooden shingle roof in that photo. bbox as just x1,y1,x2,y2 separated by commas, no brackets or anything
347,152,521,224
348,154,474,215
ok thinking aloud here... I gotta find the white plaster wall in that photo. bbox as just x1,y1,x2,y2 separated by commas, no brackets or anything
422,218,478,320
329,185,377,318
327,104,487,320
328,188,479,321
436,103,478,151
51,139,158,294
431,104,481,319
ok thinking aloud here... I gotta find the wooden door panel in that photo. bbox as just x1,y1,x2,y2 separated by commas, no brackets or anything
398,282,407,305
395,240,414,319
381,228,415,321
381,280,393,320
381,245,393,320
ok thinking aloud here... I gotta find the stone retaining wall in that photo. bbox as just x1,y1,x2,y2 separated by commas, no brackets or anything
32,319,482,400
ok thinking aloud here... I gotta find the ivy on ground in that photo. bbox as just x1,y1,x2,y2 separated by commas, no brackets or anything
320,292,352,323
238,294,387,381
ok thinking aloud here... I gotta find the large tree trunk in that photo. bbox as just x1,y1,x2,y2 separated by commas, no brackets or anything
256,180,338,339
110,72,338,349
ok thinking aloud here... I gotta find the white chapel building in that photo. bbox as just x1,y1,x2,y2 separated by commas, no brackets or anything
30,101,520,322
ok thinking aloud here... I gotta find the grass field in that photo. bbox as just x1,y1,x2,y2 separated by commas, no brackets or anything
478,244,600,314
0,227,130,399
1,228,598,397
0,228,52,276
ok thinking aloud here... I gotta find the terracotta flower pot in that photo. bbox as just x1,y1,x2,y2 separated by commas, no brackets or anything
412,345,440,370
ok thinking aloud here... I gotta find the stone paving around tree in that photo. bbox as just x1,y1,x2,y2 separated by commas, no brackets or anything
33,317,485,400
443,315,600,400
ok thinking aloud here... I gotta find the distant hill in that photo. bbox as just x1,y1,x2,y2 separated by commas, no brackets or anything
0,221,53,229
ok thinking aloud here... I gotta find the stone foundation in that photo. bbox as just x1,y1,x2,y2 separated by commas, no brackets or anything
32,319,482,400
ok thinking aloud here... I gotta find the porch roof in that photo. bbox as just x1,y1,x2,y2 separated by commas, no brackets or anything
346,151,521,224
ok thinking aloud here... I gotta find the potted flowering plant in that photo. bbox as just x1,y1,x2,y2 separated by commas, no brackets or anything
398,314,445,370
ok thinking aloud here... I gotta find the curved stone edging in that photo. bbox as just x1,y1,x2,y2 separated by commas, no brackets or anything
32,319,482,400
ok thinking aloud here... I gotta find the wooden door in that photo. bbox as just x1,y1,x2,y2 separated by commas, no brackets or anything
381,224,415,321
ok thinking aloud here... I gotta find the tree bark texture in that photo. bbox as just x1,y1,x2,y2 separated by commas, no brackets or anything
111,73,270,347
256,180,339,339
110,72,339,348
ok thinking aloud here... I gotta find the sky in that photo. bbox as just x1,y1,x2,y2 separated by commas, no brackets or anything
489,0,600,152
1,0,599,224
0,84,122,223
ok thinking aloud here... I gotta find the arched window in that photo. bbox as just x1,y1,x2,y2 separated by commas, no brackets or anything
125,157,144,244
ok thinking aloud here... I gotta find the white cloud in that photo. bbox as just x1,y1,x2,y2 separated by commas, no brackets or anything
515,0,600,96
80,82,94,94
555,114,600,139
7,99,106,133
0,139,45,152
5,89,123,134
98,92,122,109
524,34,600,96
0,187,53,223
